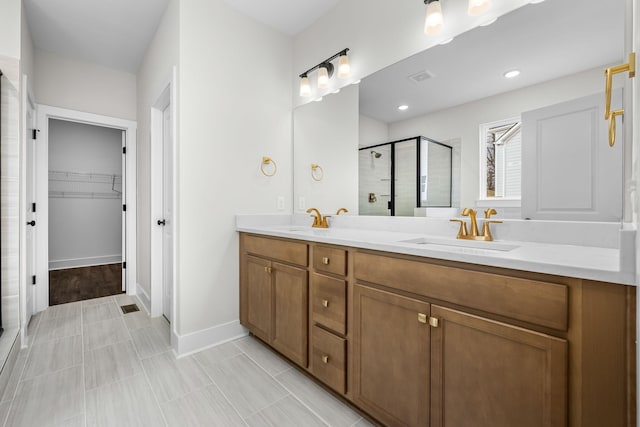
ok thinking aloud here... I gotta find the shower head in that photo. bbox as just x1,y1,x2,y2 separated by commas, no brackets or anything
371,150,382,158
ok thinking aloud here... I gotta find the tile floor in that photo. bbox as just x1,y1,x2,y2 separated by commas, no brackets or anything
0,295,374,427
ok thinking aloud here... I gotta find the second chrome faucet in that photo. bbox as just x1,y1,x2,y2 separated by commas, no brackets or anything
450,208,502,241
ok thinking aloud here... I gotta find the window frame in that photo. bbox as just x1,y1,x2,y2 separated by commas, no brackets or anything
477,116,522,206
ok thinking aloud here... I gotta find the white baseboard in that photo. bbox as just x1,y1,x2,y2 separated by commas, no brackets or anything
135,285,151,313
49,255,122,270
174,320,248,358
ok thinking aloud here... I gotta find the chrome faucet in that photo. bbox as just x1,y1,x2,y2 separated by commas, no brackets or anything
306,208,330,228
450,208,502,241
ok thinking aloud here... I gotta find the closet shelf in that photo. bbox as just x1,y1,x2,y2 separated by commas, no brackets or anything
49,170,122,199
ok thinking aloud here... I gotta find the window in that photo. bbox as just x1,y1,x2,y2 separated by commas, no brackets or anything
479,118,521,200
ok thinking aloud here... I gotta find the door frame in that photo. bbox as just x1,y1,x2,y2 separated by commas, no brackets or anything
35,105,137,313
20,74,36,345
150,67,177,323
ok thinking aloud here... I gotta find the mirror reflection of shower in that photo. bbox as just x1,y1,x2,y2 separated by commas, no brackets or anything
370,150,382,168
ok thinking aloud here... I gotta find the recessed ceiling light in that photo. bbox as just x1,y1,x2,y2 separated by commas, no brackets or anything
479,17,497,26
529,0,545,3
439,38,454,45
503,70,520,79
398,105,409,111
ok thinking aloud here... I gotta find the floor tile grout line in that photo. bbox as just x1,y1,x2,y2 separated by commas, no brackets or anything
190,349,251,427
269,369,335,427
243,393,295,422
122,310,170,427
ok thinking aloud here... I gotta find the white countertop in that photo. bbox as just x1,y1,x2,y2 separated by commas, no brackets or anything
236,214,637,286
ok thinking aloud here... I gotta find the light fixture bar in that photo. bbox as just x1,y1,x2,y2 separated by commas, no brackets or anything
298,48,350,78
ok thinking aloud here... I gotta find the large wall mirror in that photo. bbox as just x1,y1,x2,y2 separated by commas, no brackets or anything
293,0,628,220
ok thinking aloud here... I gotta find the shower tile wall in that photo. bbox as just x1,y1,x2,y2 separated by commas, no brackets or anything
0,56,21,346
359,148,391,216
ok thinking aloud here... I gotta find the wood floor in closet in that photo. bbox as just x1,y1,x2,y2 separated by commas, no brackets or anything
49,264,123,306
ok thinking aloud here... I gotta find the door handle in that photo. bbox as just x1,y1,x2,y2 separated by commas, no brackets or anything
157,219,166,226
26,220,36,227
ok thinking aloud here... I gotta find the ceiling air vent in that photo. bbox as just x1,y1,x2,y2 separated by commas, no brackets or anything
408,70,434,84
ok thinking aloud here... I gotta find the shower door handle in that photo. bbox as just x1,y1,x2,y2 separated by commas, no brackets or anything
26,220,36,227
157,219,166,226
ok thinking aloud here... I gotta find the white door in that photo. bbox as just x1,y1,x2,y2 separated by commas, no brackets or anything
161,105,173,321
25,97,36,327
521,90,623,221
121,131,126,292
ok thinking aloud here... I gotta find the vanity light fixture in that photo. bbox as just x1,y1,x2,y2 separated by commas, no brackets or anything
398,105,409,111
424,0,444,35
503,69,520,78
298,48,351,97
468,0,492,16
299,74,311,97
317,63,334,89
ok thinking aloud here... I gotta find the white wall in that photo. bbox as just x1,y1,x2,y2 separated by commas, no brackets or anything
294,85,359,214
136,0,178,299
0,0,21,59
48,120,122,269
20,2,34,83
34,49,136,120
359,114,388,148
177,0,292,336
388,67,610,208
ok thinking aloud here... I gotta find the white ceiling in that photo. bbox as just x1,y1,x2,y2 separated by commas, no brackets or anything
360,0,625,124
23,0,340,73
222,0,341,36
24,0,170,73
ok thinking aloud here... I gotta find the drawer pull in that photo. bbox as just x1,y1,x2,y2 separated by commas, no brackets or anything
322,256,330,265
322,355,329,364
418,313,427,324
322,299,329,308
265,266,272,274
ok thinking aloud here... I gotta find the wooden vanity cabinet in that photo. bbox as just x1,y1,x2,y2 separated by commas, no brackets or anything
309,245,349,394
240,233,635,427
430,305,567,427
240,234,309,367
352,284,431,427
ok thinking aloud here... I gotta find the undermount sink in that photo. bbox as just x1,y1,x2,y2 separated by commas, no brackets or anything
400,237,519,252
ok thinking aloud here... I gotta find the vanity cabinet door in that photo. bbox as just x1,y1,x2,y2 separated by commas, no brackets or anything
243,255,272,342
353,284,430,427
430,305,567,427
271,262,308,368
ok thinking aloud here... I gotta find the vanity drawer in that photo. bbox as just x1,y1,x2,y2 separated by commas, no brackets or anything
310,325,346,394
311,273,346,335
354,251,568,331
313,245,347,276
242,234,308,267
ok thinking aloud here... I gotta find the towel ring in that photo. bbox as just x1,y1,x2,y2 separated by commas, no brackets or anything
261,157,277,177
311,163,324,181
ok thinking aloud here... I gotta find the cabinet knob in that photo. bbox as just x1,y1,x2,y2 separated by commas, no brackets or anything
322,257,330,265
322,355,329,364
322,299,329,308
265,266,272,274
429,317,440,328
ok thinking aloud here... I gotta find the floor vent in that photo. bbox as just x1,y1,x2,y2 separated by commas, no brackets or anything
120,304,140,314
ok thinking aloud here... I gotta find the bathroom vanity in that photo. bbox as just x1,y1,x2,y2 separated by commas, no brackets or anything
238,218,635,427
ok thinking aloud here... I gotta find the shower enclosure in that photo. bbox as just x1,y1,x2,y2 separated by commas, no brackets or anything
359,136,452,216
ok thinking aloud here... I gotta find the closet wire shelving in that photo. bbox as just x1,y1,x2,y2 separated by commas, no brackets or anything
48,170,122,199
